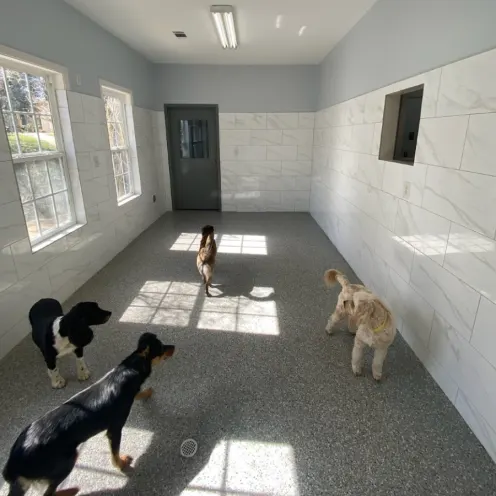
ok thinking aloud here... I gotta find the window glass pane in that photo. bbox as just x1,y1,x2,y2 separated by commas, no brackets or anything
0,72,8,111
121,151,130,172
3,112,19,154
104,95,122,123
37,115,56,152
14,163,33,202
112,150,123,175
6,70,31,112
180,119,209,159
123,172,131,195
36,196,57,234
115,175,125,199
108,122,125,149
15,113,40,153
47,158,66,192
28,75,50,114
29,160,51,198
23,202,39,240
54,191,71,226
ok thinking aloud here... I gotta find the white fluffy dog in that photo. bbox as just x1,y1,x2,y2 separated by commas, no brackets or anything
324,269,396,381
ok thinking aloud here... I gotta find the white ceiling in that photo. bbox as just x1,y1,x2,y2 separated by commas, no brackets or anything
64,0,377,65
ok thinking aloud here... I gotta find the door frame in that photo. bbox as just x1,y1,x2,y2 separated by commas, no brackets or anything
164,104,222,211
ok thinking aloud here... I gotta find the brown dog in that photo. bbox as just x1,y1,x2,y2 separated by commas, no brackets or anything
197,225,217,296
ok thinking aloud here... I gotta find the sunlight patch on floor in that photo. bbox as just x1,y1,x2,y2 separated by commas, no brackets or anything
198,287,279,335
169,233,267,255
170,233,218,252
217,235,267,255
182,439,299,496
56,427,154,493
119,280,200,325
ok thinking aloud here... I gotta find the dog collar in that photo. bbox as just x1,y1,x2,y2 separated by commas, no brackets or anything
372,316,388,333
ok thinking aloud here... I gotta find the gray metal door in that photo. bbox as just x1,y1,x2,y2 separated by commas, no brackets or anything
166,106,220,210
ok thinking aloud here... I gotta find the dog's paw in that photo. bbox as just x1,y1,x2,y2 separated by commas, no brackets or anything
325,324,333,335
373,372,383,381
77,368,90,381
118,454,134,471
51,375,67,389
77,365,90,381
76,358,91,381
48,368,67,389
136,387,153,400
352,365,363,376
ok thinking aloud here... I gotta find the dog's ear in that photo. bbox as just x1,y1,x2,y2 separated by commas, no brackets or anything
138,346,150,358
137,332,156,357
63,304,86,331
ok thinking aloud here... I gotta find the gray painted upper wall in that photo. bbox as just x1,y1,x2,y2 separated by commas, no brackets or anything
319,0,496,110
155,64,319,112
0,0,155,109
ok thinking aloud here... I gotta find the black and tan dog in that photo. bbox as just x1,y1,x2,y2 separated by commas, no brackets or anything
2,332,175,496
196,225,217,296
29,298,112,389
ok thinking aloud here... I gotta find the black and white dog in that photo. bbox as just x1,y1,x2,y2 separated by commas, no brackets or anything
29,298,112,389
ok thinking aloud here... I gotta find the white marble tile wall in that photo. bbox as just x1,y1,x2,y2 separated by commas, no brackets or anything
219,113,314,212
0,92,167,359
310,47,496,463
152,111,172,212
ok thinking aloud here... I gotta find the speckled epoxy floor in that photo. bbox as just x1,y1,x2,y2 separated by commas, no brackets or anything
1,212,495,496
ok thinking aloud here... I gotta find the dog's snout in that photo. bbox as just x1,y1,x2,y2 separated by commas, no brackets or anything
163,345,175,357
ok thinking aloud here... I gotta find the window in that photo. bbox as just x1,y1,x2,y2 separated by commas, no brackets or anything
0,64,74,245
180,119,209,159
102,86,138,203
379,85,424,165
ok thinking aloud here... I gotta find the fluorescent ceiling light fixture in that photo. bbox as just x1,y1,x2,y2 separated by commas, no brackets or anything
298,25,307,36
211,5,238,49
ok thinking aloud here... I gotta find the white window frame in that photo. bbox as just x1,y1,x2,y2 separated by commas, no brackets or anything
101,83,140,205
0,57,77,248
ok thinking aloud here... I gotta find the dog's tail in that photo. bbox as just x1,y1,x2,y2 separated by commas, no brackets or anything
324,269,349,288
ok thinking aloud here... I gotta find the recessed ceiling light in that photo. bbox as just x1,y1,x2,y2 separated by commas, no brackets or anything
275,15,282,29
298,26,307,36
210,5,238,49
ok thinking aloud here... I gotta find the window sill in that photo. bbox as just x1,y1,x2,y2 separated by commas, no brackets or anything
382,158,415,166
118,193,141,207
31,223,84,253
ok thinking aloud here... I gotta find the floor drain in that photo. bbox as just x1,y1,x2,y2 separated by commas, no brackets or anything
180,438,198,458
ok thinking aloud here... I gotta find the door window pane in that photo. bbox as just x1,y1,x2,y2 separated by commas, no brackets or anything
179,119,209,159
